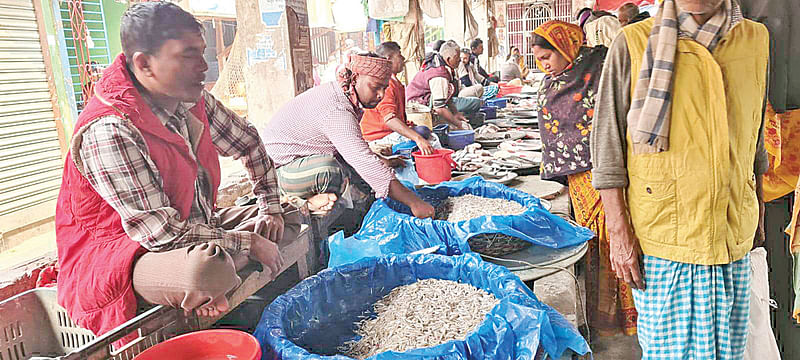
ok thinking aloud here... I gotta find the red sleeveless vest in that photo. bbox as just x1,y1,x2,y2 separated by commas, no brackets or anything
55,53,221,339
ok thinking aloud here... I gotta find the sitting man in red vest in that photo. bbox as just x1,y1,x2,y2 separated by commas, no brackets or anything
56,2,289,340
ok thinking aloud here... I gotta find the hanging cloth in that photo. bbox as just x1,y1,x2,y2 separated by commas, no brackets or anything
464,0,479,42
369,0,410,20
420,0,442,18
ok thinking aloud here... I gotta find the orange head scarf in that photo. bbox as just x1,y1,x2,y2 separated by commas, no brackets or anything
532,20,585,74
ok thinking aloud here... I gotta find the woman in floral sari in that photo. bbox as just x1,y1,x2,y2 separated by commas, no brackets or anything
533,20,637,336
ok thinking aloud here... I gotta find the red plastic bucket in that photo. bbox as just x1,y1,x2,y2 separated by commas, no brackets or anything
412,149,457,184
133,329,261,360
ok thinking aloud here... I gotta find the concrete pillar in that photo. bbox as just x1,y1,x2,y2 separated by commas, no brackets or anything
235,0,313,129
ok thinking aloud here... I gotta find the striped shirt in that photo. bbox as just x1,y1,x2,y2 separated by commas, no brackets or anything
261,82,395,198
78,90,281,255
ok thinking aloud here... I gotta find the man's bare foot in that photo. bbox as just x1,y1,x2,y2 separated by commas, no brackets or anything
307,193,338,215
194,296,230,318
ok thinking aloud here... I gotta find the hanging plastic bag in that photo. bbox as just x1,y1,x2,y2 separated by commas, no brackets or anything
743,247,781,360
328,177,594,267
255,253,591,359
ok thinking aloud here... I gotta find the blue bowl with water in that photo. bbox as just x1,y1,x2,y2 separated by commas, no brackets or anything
448,130,475,150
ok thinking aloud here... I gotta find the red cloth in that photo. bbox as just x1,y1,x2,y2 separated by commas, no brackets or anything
55,53,221,343
595,0,653,11
361,77,411,141
36,265,58,288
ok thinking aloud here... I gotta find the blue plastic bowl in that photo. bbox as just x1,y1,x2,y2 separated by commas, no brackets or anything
486,98,507,109
448,130,475,150
480,106,498,119
433,124,450,146
412,125,432,140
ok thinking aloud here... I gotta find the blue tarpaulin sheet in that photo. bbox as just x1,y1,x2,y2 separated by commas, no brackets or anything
255,253,591,359
328,177,594,267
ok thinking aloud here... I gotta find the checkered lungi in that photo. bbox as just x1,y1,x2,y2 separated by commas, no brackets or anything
632,254,751,359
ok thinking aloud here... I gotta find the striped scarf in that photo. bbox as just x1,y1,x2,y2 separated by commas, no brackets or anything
628,0,741,154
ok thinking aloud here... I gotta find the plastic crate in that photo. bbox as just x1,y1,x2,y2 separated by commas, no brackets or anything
0,288,193,360
0,222,313,360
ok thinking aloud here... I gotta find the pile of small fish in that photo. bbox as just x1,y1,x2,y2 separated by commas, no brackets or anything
475,123,502,138
341,279,499,359
435,194,525,222
452,143,541,173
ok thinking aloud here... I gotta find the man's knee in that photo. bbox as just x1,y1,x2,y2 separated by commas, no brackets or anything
184,243,242,293
278,155,348,198
133,244,242,308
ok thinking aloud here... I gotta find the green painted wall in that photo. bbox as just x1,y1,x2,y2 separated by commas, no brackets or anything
38,0,78,139
102,0,128,57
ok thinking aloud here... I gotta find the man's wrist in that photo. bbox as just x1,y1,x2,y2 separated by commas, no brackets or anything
256,194,283,215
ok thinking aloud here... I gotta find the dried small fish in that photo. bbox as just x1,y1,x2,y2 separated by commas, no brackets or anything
341,279,499,359
435,194,525,222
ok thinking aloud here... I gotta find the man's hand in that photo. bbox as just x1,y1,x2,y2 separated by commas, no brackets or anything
414,136,435,155
254,213,285,244
249,233,284,278
410,200,435,219
453,114,472,130
599,188,645,290
608,221,645,290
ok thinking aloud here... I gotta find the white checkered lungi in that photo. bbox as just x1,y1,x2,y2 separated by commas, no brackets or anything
632,254,751,359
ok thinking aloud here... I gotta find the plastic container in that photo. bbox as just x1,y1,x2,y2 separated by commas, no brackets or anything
133,329,261,360
497,84,524,98
480,106,498,119
0,288,186,360
412,148,457,183
486,98,508,109
432,124,449,146
467,112,486,129
447,129,475,150
412,125,432,140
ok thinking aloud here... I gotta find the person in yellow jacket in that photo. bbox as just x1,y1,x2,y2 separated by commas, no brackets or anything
590,0,769,357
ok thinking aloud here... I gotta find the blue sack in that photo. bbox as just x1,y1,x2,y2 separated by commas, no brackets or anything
255,253,591,359
328,177,594,267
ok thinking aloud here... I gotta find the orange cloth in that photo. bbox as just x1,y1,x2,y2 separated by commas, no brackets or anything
533,20,585,74
767,105,800,323
360,77,411,141
763,105,800,202
568,170,638,336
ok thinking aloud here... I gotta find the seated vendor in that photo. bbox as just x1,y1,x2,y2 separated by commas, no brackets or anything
360,41,436,154
260,53,436,218
457,48,488,98
406,40,482,130
500,53,525,82
55,2,293,341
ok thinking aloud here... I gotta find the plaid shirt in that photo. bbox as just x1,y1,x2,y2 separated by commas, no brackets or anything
78,90,281,255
